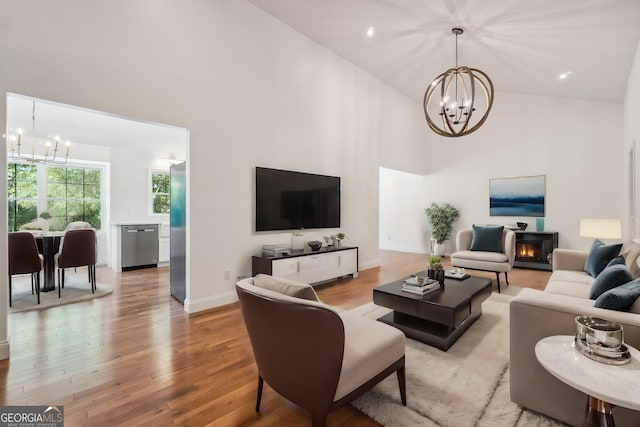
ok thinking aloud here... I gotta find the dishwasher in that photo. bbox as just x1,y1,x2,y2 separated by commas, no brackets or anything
121,224,159,270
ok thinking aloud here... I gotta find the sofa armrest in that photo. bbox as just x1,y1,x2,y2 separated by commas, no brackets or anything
552,248,588,272
510,289,640,426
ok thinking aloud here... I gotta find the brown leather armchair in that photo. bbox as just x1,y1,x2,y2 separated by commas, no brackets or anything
55,229,97,296
8,232,44,306
236,277,406,427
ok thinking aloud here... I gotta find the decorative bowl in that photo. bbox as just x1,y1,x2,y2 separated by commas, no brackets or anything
307,240,322,251
574,316,629,364
516,222,528,231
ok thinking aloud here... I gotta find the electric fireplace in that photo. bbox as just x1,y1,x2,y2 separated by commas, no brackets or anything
514,231,558,271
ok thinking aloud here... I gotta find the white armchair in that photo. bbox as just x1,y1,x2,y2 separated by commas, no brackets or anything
450,228,516,292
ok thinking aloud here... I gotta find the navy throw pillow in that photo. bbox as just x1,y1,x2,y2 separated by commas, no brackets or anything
589,264,633,299
605,256,626,269
584,239,622,278
469,225,504,252
594,279,640,311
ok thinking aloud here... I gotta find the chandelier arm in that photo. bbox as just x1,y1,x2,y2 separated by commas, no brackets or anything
461,77,494,135
441,69,458,136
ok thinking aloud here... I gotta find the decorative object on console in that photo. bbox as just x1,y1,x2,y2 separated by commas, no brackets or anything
307,240,322,251
323,232,346,248
516,221,528,230
8,100,71,165
424,202,460,256
291,232,304,251
490,175,545,217
536,218,544,232
423,27,494,138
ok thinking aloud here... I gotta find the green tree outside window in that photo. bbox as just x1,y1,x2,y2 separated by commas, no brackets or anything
151,172,170,214
7,163,38,231
7,162,103,232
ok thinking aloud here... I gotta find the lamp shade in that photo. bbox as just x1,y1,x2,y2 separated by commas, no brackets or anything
579,219,622,239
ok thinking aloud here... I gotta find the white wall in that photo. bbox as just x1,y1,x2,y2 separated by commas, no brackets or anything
379,167,429,253
380,92,624,255
0,0,427,337
624,40,640,239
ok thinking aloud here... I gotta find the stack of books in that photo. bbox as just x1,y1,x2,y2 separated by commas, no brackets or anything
401,276,441,296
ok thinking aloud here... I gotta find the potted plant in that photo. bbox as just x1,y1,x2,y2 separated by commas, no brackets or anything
428,255,443,270
427,255,446,284
425,203,460,256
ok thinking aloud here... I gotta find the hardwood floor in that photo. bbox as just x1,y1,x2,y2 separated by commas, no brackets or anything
1,251,550,426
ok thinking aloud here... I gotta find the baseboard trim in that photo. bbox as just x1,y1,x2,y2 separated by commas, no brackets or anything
360,259,381,271
0,339,10,360
379,244,427,254
184,291,237,314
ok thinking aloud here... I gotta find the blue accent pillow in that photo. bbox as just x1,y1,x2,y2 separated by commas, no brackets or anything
589,264,633,300
470,225,504,252
584,239,622,278
594,279,640,311
605,256,626,269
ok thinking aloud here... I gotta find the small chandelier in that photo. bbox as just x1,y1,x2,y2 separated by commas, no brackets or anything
423,27,494,137
9,101,71,164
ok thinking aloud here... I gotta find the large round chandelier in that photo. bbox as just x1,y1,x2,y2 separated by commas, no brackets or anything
423,28,494,138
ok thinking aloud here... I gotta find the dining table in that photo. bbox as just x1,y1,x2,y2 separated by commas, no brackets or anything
30,231,64,292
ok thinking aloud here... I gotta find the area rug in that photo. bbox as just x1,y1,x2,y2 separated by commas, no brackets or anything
9,271,113,313
350,290,567,427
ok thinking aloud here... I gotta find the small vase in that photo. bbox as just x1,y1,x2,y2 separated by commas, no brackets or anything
427,269,436,279
436,269,446,286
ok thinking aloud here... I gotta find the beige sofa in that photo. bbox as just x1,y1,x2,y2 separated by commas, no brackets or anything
510,246,640,427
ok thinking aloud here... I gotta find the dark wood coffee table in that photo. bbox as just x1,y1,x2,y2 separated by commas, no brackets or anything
372,272,492,351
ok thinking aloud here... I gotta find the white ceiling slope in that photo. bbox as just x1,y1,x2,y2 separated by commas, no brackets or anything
249,0,640,103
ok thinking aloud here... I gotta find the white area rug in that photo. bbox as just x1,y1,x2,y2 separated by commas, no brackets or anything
350,290,567,427
9,270,113,313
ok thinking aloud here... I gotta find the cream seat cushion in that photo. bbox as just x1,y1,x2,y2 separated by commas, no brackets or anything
334,311,405,401
452,250,508,263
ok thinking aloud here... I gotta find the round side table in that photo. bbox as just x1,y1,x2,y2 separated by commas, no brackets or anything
535,335,640,427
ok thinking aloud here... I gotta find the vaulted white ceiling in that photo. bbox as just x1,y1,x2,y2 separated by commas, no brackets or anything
249,0,640,103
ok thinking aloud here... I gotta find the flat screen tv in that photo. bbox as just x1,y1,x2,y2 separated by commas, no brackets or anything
255,167,341,232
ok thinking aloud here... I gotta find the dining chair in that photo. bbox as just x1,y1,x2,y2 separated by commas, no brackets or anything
55,228,97,296
8,232,44,306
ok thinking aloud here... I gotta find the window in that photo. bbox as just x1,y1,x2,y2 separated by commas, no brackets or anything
150,170,170,214
7,162,104,232
46,166,102,230
7,163,38,232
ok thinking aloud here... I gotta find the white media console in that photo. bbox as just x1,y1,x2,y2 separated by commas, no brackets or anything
252,246,358,285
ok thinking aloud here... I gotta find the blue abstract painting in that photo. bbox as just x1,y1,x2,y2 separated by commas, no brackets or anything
489,175,545,217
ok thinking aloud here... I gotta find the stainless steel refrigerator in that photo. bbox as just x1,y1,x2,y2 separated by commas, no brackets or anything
170,162,186,303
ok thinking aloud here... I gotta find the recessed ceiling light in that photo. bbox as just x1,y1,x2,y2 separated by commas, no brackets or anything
366,26,375,37
558,71,573,80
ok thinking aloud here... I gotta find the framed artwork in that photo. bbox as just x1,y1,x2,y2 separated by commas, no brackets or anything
489,175,545,217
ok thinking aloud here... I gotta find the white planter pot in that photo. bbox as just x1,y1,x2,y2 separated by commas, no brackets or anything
434,242,447,256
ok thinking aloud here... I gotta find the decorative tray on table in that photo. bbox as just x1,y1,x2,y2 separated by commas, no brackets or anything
444,270,469,280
